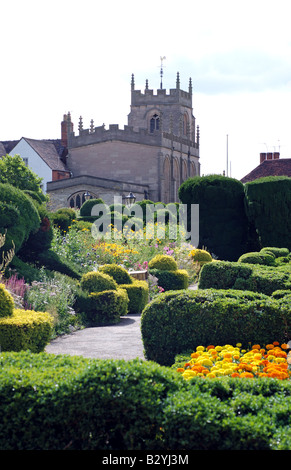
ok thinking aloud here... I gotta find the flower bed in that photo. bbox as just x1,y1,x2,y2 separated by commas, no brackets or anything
176,341,291,380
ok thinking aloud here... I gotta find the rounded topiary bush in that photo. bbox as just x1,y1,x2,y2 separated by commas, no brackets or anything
148,254,177,271
141,289,290,366
238,251,276,266
80,198,105,217
149,269,189,291
99,264,133,285
0,284,14,318
80,271,118,293
260,247,290,258
75,287,129,325
190,248,212,266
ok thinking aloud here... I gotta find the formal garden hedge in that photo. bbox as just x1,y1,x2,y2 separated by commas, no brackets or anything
178,175,250,260
179,174,291,258
0,351,290,450
141,288,291,367
198,260,291,295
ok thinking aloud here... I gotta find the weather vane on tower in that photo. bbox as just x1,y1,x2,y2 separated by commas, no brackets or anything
159,56,166,89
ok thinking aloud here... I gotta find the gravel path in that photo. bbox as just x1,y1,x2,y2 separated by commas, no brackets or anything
45,314,145,361
45,285,198,361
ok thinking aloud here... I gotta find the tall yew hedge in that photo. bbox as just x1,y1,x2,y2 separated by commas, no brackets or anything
244,176,291,251
178,175,249,260
178,175,291,260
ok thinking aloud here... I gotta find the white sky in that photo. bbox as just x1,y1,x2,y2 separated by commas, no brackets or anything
1,0,291,180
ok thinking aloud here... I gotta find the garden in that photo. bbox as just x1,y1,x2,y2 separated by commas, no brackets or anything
0,162,291,450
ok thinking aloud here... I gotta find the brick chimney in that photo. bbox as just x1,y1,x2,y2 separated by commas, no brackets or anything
260,152,280,164
61,112,74,147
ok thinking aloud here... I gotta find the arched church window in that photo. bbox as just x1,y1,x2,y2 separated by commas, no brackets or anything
150,114,160,133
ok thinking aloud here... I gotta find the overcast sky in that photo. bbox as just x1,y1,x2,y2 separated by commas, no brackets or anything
1,0,291,180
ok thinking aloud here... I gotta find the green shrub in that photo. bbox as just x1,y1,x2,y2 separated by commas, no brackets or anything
20,201,54,254
109,202,125,213
75,288,128,325
35,250,81,280
6,256,45,284
141,289,290,366
80,271,118,293
198,261,253,290
272,289,291,299
23,189,46,205
198,261,291,295
149,268,189,291
238,251,276,266
0,284,14,318
0,352,290,450
161,388,271,450
0,352,185,450
0,202,20,228
123,216,144,232
79,198,105,217
178,175,249,260
99,264,133,285
0,309,53,352
260,247,290,258
119,280,149,313
190,248,213,265
72,220,92,232
50,211,72,234
148,254,178,271
0,183,40,253
244,176,291,250
55,207,76,219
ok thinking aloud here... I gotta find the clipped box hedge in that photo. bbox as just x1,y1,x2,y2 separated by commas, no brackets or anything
0,352,184,450
198,260,291,295
0,309,53,353
97,264,149,313
0,351,291,450
149,268,189,291
140,289,291,366
119,280,149,313
75,288,129,325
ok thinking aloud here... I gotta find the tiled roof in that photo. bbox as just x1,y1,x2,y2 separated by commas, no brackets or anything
1,138,68,171
241,158,291,183
0,142,6,156
21,138,68,171
0,140,19,155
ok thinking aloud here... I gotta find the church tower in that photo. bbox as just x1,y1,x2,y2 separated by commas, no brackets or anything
49,71,200,210
128,72,197,144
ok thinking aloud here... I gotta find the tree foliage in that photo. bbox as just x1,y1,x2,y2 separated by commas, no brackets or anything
0,154,43,196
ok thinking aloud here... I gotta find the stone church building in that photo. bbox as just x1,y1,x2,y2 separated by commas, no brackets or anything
47,72,200,210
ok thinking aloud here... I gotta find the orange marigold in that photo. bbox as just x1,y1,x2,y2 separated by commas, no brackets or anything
240,372,254,378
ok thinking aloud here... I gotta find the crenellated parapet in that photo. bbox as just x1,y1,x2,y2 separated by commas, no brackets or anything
68,121,199,155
